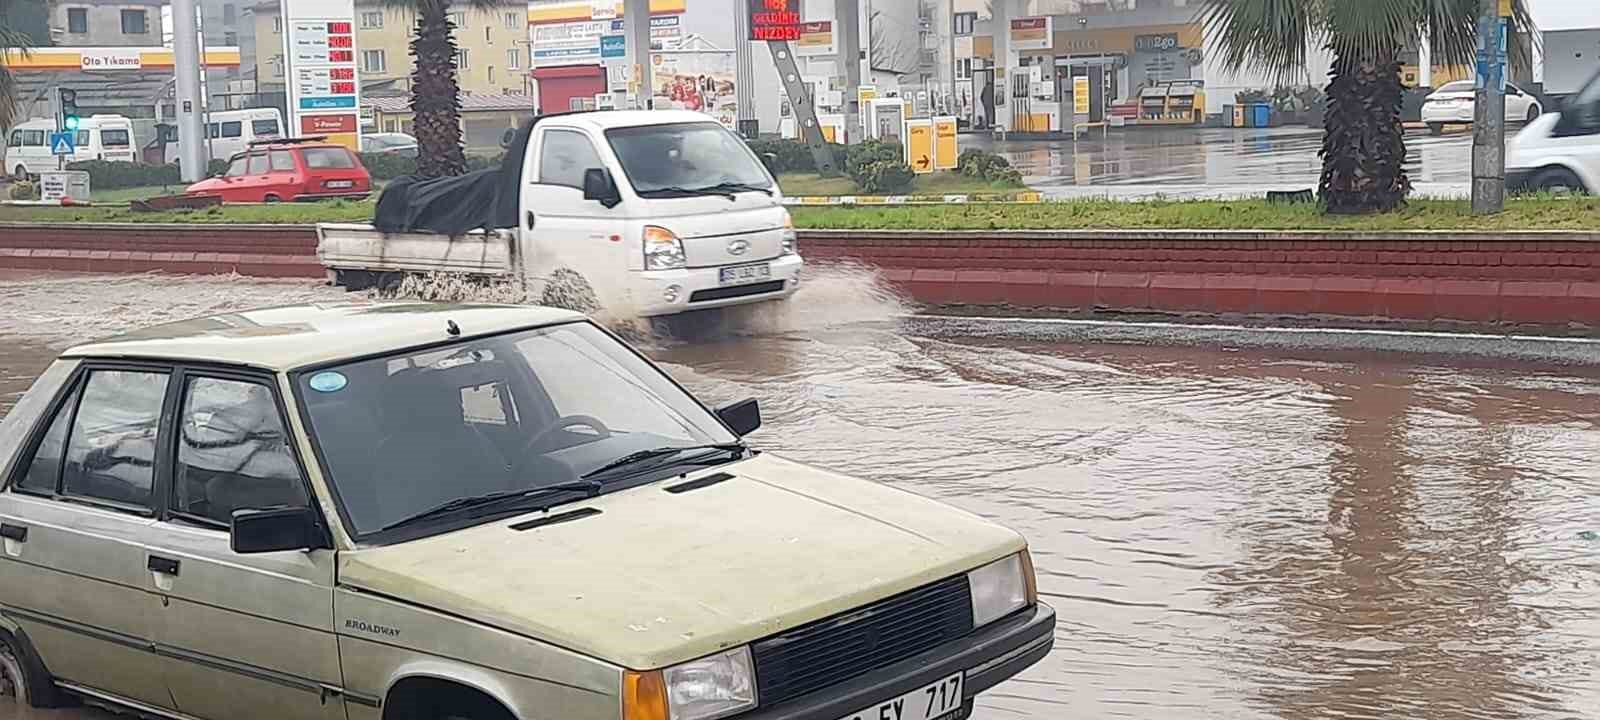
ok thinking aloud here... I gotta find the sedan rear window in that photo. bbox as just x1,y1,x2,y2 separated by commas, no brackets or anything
1437,81,1473,93
303,148,355,169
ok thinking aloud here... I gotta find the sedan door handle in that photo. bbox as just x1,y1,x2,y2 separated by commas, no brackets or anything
525,211,536,230
0,524,26,542
147,555,181,576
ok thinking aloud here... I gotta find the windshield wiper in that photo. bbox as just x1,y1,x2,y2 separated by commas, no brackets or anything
696,181,773,197
378,479,604,532
581,443,745,480
636,185,735,200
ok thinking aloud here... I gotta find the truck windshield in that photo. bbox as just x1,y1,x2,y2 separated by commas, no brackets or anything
606,121,773,195
294,321,738,537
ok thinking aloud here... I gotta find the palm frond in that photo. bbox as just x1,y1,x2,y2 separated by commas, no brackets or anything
380,0,515,14
1325,0,1418,61
1,26,35,133
1198,0,1326,82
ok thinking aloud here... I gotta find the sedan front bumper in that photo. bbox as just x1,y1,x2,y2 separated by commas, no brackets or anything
741,602,1056,720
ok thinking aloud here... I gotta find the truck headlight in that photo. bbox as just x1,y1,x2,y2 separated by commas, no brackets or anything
644,225,686,270
624,647,757,720
968,552,1034,627
780,214,797,256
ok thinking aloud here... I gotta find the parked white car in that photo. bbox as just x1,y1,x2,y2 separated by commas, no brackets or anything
6,115,136,177
1422,81,1542,135
1508,68,1600,194
0,302,1054,720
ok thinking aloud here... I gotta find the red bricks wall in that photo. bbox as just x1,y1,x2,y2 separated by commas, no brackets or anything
801,230,1600,326
1,223,1596,325
0,223,322,278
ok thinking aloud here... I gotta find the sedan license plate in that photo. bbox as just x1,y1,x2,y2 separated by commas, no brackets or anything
326,180,355,189
719,263,770,286
837,672,964,720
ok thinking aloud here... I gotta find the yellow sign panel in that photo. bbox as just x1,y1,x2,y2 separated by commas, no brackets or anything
1073,76,1090,115
905,120,934,174
1498,0,1512,15
858,85,877,104
821,125,837,143
933,117,958,171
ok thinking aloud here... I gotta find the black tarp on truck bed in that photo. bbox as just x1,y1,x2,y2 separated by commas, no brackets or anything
371,116,537,236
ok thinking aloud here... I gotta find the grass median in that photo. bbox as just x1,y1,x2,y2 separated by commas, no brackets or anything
1,196,1595,231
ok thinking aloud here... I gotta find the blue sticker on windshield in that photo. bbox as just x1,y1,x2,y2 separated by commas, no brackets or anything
308,372,348,393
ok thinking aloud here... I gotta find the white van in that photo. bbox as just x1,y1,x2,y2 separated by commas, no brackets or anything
1507,69,1600,194
5,115,136,178
319,110,802,319
160,108,285,166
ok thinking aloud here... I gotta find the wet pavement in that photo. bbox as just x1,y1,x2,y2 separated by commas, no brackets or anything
968,126,1491,200
2,273,1599,720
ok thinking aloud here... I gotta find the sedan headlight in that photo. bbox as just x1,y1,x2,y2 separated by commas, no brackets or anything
780,213,798,256
624,647,757,720
968,552,1035,627
644,225,686,270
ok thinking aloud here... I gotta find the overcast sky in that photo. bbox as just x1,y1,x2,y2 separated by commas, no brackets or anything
1529,0,1589,31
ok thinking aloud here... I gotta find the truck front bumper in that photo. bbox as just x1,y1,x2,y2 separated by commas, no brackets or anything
740,602,1055,720
634,254,803,317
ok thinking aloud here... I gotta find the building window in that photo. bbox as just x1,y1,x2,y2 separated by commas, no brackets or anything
455,48,469,70
360,11,383,29
269,55,283,77
223,3,236,25
363,49,387,73
485,26,493,44
224,31,237,45
121,9,148,35
272,16,282,33
488,65,496,84
66,8,88,34
953,12,975,36
507,48,521,70
448,11,465,28
505,11,520,29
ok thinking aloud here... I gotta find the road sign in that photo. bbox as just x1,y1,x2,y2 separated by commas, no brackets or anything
50,132,76,155
933,116,958,170
905,119,933,174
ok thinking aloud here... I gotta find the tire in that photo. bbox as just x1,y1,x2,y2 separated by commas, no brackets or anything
0,631,66,709
1530,167,1588,195
539,268,600,315
11,165,26,180
1526,106,1540,123
263,194,282,203
1427,123,1445,136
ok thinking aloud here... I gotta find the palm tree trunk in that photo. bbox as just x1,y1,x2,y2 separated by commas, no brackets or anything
1318,48,1411,214
409,0,467,178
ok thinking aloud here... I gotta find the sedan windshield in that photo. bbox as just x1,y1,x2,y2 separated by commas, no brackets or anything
295,322,737,537
606,121,773,194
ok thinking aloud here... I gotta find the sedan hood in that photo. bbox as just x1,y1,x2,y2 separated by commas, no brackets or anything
337,453,1023,670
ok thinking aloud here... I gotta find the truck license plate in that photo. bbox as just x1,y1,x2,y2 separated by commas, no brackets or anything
837,672,963,720
326,180,354,189
719,263,770,286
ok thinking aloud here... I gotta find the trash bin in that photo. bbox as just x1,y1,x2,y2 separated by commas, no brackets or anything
1249,103,1272,128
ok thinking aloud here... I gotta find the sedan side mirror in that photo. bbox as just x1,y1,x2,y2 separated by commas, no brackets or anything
231,507,321,554
582,167,622,209
716,398,761,437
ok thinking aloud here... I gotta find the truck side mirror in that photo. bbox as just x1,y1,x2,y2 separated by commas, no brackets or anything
231,507,321,554
582,167,621,208
716,398,761,437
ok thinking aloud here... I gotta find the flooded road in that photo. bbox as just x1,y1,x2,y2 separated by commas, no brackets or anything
2,274,1598,720
968,127,1487,200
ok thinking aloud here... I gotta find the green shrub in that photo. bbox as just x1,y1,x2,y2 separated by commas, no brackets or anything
207,159,229,177
955,149,1022,187
358,152,417,180
64,160,182,190
8,181,38,200
845,141,913,194
746,137,848,175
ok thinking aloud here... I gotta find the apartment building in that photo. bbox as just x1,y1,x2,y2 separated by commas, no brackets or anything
48,0,164,47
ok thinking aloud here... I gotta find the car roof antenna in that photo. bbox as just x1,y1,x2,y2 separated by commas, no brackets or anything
446,319,461,337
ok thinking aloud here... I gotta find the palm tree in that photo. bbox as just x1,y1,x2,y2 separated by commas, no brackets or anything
384,0,504,178
0,10,36,134
1201,0,1534,214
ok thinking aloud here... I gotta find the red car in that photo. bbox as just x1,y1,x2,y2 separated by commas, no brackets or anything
185,138,371,202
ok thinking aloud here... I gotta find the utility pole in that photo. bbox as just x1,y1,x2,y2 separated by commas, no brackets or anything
625,0,653,109
1471,0,1509,214
173,0,206,182
835,0,861,143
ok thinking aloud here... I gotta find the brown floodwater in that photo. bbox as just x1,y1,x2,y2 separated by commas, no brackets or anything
1,273,1597,720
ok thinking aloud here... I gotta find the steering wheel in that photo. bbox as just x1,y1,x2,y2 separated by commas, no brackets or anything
521,414,612,455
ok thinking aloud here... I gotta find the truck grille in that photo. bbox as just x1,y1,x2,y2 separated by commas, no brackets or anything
688,280,786,303
751,575,975,706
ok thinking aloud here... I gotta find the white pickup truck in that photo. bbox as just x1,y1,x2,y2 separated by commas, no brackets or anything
317,110,802,317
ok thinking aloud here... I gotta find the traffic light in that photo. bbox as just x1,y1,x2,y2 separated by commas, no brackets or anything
58,88,80,131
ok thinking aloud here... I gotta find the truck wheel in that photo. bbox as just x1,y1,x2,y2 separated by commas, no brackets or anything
1427,123,1445,136
1531,167,1587,195
539,268,600,314
0,631,66,709
1526,106,1540,123
11,165,25,180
